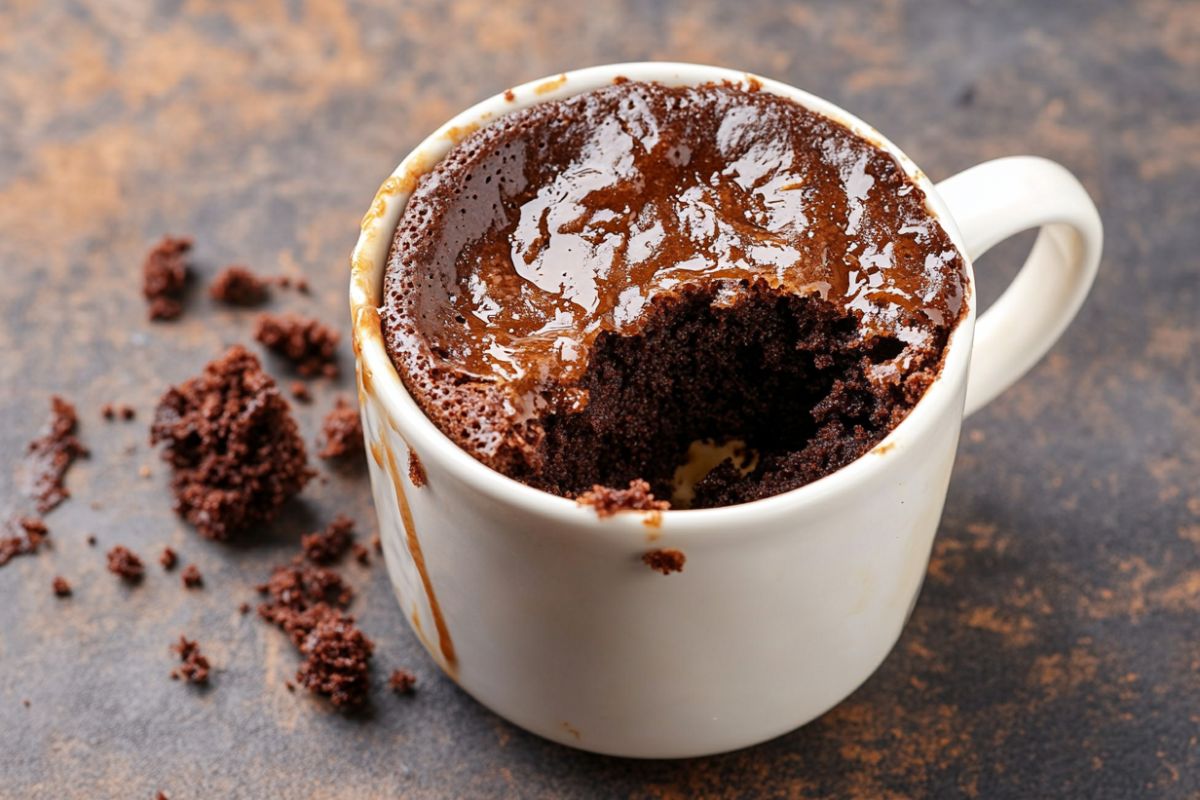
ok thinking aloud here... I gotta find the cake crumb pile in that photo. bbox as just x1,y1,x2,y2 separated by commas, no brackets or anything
318,396,363,459
254,313,340,378
210,265,269,306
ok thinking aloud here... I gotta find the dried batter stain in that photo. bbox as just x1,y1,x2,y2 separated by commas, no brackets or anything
382,443,457,676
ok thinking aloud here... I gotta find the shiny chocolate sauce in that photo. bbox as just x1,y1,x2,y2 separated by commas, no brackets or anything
382,81,967,507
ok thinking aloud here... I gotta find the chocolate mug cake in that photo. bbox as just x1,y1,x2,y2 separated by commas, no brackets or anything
380,80,967,508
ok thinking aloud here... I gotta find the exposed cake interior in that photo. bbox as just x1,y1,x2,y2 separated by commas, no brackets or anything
381,81,967,508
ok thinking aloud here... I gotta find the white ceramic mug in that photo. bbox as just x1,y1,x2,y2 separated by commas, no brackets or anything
349,62,1102,758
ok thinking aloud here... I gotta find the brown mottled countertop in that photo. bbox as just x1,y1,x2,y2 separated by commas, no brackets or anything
1,1,1196,797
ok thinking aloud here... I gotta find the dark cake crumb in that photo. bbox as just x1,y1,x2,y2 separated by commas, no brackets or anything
238,601,250,615
0,517,48,567
578,480,670,518
100,403,135,421
407,451,426,488
351,543,370,566
181,563,203,588
371,535,382,554
160,547,178,571
23,395,88,513
143,236,191,321
301,516,355,564
388,668,417,695
210,265,269,306
295,278,310,294
52,576,72,597
106,545,144,583
642,548,686,575
290,381,312,403
285,680,295,692
150,345,314,540
296,610,374,709
318,396,363,459
86,534,97,546
170,636,210,684
253,312,339,378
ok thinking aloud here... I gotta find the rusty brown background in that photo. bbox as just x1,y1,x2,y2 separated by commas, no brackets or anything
1,0,1197,797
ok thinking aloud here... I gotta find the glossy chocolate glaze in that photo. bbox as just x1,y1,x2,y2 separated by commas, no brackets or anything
382,81,967,487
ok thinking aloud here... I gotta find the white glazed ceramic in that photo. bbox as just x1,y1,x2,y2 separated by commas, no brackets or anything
348,62,1102,758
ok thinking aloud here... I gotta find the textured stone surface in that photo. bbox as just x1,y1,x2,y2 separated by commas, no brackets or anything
0,1,1197,797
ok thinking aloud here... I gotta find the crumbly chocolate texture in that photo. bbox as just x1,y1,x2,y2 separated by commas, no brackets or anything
257,561,372,708
254,312,340,378
181,564,203,588
143,236,191,321
407,452,426,488
23,395,88,513
301,516,355,564
382,81,968,508
210,265,269,306
642,548,686,575
387,668,416,694
106,545,144,582
150,345,314,540
578,480,670,518
52,576,72,597
0,517,48,568
170,636,210,684
318,396,362,459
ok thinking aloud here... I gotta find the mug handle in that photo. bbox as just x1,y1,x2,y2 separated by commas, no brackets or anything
935,156,1103,417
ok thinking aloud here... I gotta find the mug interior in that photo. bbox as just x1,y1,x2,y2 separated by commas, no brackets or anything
349,62,978,531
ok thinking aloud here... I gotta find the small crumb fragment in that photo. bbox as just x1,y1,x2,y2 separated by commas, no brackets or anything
210,265,269,306
254,312,339,377
407,451,426,487
0,517,48,567
351,543,370,566
86,534,97,547
285,680,295,692
150,345,314,540
290,381,311,403
318,396,363,459
301,516,355,564
23,395,88,513
181,563,203,589
388,669,417,695
371,535,381,554
101,404,136,421
578,480,670,518
160,547,178,571
143,236,191,321
295,278,310,294
106,545,144,583
238,601,250,615
170,636,210,684
52,576,72,597
642,548,686,575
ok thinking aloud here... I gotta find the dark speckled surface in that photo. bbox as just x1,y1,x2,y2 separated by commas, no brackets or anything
1,1,1197,797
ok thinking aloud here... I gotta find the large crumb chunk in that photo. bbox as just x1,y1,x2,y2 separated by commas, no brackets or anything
143,236,192,321
150,345,314,540
642,548,686,575
106,545,144,583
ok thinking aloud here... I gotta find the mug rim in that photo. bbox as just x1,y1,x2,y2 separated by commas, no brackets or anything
349,61,978,532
